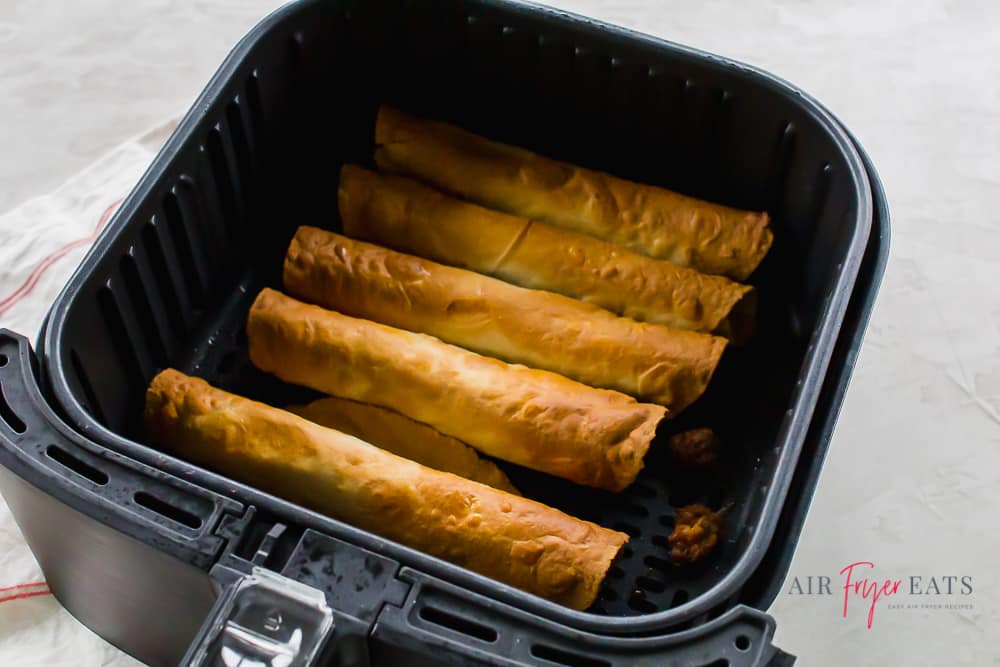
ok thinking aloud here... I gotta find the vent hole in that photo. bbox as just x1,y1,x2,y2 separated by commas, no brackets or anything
622,502,649,518
597,586,618,601
98,286,144,390
134,491,203,529
46,445,108,485
0,383,26,434
119,252,167,367
418,605,497,643
530,644,610,667
163,193,205,306
644,555,671,573
226,100,253,216
246,71,263,131
227,101,252,179
658,514,676,529
70,349,105,425
142,220,186,337
636,576,666,594
626,591,658,614
735,635,751,651
607,565,625,579
206,128,241,242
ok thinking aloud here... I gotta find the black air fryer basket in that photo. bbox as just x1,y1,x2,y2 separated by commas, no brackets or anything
0,1,888,665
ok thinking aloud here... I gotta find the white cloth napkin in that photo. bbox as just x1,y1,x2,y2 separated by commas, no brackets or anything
0,119,177,667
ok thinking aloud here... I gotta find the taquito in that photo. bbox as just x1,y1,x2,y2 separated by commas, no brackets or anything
288,395,520,495
284,226,726,411
339,164,755,336
145,370,626,609
247,288,665,491
374,105,773,280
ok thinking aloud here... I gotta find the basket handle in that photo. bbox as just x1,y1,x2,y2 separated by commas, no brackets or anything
183,566,337,666
0,330,240,566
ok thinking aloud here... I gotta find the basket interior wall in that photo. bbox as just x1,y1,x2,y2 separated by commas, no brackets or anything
48,0,864,622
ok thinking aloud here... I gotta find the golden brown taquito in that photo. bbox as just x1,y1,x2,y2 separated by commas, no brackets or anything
288,395,519,494
247,288,665,491
284,227,726,411
145,370,626,609
338,164,755,336
374,106,773,280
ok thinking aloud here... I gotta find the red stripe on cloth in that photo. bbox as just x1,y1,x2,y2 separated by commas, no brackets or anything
0,581,48,594
0,589,52,604
0,197,123,317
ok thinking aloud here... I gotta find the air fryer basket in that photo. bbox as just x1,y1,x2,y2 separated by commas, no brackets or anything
0,0,884,664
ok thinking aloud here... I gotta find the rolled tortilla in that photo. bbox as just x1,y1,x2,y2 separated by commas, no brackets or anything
339,164,755,336
284,226,726,411
288,395,520,495
247,288,665,491
374,105,773,280
145,370,626,610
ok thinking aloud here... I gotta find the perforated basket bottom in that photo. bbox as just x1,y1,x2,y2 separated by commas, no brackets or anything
121,274,783,623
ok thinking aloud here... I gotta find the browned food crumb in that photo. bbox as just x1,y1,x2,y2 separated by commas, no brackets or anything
668,428,721,468
668,503,722,566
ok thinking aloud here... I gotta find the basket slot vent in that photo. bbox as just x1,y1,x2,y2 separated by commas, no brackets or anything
0,383,26,434
418,605,497,643
225,100,254,208
206,127,243,245
635,575,666,594
70,349,106,425
46,445,108,486
242,71,263,160
119,251,168,368
643,555,671,573
530,643,611,667
133,491,203,529
141,219,189,337
163,192,206,307
651,533,670,549
179,176,232,281
97,285,146,390
626,589,658,613
771,121,798,214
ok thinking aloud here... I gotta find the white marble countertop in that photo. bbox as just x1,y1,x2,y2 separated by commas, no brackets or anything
2,1,998,665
